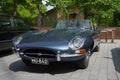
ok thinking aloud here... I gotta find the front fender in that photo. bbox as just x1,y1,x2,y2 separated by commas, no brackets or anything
82,36,94,51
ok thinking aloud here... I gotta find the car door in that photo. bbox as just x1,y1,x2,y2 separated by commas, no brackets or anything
0,16,13,50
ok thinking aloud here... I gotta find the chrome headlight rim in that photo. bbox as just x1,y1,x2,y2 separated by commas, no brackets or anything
69,36,84,50
13,36,23,45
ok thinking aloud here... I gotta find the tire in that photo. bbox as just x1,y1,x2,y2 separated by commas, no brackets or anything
94,45,99,52
77,53,90,69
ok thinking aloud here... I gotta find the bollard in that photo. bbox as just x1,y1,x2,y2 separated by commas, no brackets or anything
111,29,115,43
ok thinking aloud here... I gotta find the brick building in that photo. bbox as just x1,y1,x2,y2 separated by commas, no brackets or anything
42,7,84,27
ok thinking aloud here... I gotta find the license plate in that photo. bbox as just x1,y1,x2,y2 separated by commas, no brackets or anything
31,58,49,65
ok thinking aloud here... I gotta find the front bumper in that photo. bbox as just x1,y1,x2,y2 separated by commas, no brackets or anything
15,52,86,62
13,46,87,63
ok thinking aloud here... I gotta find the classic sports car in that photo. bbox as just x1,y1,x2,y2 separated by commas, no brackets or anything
12,20,100,69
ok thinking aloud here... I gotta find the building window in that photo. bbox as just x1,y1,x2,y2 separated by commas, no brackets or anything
69,13,77,19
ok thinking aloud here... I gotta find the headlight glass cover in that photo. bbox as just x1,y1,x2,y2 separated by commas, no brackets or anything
69,37,84,50
13,36,23,45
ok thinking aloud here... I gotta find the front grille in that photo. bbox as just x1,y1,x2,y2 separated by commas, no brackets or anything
23,49,56,58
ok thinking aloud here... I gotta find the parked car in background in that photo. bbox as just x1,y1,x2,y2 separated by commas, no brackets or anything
12,20,100,69
0,14,35,51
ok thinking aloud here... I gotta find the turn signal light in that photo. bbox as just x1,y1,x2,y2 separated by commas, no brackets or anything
75,49,86,54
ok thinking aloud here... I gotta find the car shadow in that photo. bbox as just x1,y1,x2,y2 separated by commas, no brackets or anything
111,48,120,73
0,49,12,57
9,60,79,75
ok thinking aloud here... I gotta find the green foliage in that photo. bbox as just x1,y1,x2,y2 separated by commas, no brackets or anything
17,4,31,18
1,0,120,27
67,0,120,27
0,0,14,15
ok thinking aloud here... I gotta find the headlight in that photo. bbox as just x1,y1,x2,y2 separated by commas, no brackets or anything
13,36,23,45
69,37,84,50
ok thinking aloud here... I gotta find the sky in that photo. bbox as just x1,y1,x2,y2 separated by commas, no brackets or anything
42,0,54,11
46,5,54,11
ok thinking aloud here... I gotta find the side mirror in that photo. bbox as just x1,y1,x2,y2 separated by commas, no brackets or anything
0,22,11,27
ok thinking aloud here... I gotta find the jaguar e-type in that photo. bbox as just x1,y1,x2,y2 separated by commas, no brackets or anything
12,20,100,69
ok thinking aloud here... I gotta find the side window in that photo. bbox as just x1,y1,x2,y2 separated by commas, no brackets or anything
13,18,32,32
0,16,13,40
0,16,11,31
13,18,27,31
14,18,25,27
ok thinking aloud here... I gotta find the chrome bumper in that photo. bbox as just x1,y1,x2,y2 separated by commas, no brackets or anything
13,47,86,62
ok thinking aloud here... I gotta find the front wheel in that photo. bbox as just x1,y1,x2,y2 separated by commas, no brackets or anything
77,53,90,69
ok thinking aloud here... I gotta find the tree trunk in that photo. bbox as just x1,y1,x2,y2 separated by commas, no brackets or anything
83,7,89,19
13,0,17,16
37,13,42,27
36,0,43,27
96,15,99,27
12,0,17,27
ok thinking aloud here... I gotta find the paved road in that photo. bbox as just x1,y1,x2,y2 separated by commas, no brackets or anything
0,41,120,80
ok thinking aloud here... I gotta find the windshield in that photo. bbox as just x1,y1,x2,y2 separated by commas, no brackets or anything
54,20,93,30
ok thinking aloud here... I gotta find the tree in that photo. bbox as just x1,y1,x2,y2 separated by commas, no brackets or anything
1,0,120,27
61,0,120,26
0,0,66,27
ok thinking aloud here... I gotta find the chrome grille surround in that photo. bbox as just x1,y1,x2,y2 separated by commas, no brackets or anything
23,48,56,58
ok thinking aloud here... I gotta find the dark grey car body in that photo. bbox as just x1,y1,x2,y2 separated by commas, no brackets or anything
0,14,35,51
13,20,100,68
